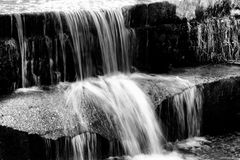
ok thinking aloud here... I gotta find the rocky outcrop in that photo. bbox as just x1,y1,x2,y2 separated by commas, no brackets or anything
0,1,194,93
0,65,240,159
124,2,192,73
1,0,240,92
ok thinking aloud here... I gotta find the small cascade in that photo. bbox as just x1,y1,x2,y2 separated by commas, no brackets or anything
131,74,203,140
13,7,134,87
62,9,133,79
62,74,203,160
72,133,97,160
14,14,28,87
65,74,164,157
172,86,203,138
151,76,203,140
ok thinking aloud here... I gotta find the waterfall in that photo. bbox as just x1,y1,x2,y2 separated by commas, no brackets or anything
173,86,203,138
9,1,203,159
62,9,133,79
14,14,28,87
72,133,97,160
14,7,134,87
131,74,203,140
66,74,164,157
63,74,202,160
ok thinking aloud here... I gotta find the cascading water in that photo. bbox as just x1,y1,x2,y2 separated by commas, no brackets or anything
172,86,203,138
13,5,134,87
66,74,164,157
62,9,133,79
72,133,97,160
3,1,204,159
14,14,28,87
63,74,203,160
131,74,203,140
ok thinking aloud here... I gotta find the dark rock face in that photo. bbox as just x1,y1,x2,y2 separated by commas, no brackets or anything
133,23,193,73
0,126,31,160
125,2,193,73
148,2,179,26
124,0,240,71
200,0,231,19
0,126,51,160
123,4,148,28
187,0,240,64
0,126,116,160
189,17,240,64
0,39,20,94
201,77,240,135
159,77,240,141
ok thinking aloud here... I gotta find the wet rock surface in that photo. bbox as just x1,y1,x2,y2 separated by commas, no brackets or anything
0,86,113,140
0,64,240,139
0,65,240,159
0,1,194,90
175,133,240,160
0,0,239,91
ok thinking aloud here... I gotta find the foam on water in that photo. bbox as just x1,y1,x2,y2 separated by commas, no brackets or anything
131,152,197,160
14,86,42,93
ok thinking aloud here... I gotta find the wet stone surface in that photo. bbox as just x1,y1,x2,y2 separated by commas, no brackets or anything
0,64,240,140
104,133,240,160
176,133,240,160
0,64,240,159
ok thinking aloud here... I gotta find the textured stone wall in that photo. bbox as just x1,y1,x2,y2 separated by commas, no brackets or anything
0,0,239,93
124,2,193,73
189,0,240,64
0,39,20,94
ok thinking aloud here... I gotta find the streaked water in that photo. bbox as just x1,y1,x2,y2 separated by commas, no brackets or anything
13,6,134,87
72,133,97,160
3,0,204,159
173,84,203,138
66,74,164,156
62,9,132,78
63,74,203,160
131,74,203,139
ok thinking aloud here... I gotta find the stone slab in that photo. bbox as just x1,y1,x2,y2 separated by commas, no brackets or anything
0,64,240,140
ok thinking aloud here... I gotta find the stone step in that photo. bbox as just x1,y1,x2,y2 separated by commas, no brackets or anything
0,65,240,159
0,2,184,39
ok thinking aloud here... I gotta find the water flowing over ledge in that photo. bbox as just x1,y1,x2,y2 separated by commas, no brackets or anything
0,64,239,139
0,64,240,159
1,1,240,159
0,0,185,91
2,0,240,94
